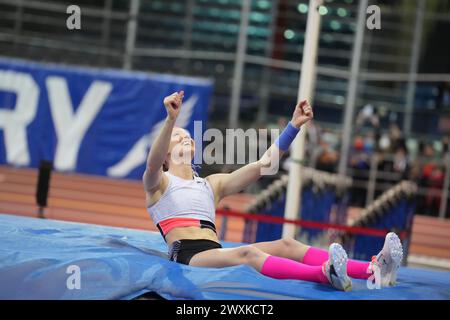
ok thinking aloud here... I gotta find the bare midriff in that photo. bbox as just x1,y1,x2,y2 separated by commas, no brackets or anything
165,226,219,247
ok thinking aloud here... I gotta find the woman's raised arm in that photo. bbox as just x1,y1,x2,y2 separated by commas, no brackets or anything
207,100,313,201
143,91,184,192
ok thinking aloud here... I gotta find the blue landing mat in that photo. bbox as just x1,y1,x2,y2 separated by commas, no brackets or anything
0,214,449,300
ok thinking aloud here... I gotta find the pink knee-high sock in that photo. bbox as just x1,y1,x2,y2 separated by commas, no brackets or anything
261,255,329,284
302,247,371,279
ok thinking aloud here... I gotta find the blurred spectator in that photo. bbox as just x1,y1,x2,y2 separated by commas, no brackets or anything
363,132,376,154
348,134,371,207
392,147,409,179
436,81,450,110
349,135,370,170
378,133,391,153
356,104,380,128
414,142,445,216
442,136,450,156
423,142,435,158
313,134,339,173
408,160,422,182
425,164,445,216
388,123,406,153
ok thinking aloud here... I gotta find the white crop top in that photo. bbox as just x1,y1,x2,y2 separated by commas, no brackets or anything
147,172,216,225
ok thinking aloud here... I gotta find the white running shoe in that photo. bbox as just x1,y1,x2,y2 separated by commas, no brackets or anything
369,232,403,287
322,243,352,291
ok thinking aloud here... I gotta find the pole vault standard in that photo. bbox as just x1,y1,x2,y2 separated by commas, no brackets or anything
282,0,323,238
338,0,368,178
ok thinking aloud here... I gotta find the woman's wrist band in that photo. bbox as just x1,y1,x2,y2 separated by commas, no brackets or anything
275,122,300,152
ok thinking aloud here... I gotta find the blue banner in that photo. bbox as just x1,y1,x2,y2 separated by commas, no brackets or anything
0,58,212,179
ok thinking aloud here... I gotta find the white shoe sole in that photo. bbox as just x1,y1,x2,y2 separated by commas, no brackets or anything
386,232,403,286
329,243,352,291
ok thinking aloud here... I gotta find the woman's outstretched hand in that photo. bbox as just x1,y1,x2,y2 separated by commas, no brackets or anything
291,100,314,128
163,90,184,120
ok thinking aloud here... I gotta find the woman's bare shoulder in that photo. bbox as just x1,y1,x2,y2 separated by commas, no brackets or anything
145,172,169,207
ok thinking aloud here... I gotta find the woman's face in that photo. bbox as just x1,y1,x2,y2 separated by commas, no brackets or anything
168,127,195,163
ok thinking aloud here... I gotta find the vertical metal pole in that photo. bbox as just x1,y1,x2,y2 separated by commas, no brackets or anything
101,0,113,66
403,0,425,136
123,0,140,70
13,0,24,50
283,0,323,239
256,0,279,123
220,216,228,240
13,0,24,36
366,153,378,205
359,4,373,74
439,155,450,219
228,0,251,128
101,0,113,45
182,0,196,74
338,0,368,178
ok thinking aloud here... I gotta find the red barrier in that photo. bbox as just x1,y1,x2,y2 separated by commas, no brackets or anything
216,208,407,239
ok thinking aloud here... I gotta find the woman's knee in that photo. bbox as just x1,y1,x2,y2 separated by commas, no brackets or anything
278,238,300,251
238,246,265,265
277,238,309,256
279,238,297,248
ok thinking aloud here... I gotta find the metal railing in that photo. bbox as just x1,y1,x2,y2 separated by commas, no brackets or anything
246,166,352,213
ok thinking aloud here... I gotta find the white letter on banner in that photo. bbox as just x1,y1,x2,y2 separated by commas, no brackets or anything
46,77,112,171
0,70,39,166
